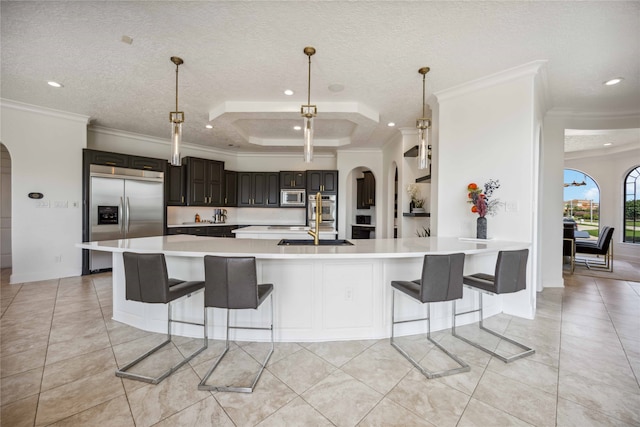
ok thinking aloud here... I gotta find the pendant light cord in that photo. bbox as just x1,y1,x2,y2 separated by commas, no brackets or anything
175,62,179,113
307,53,312,108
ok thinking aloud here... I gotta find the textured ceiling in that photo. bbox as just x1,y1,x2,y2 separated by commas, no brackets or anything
1,1,639,156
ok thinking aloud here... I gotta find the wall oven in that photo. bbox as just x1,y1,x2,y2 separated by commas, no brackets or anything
280,189,306,207
308,194,337,229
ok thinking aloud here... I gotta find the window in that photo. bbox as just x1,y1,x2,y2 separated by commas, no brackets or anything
624,166,640,244
563,169,600,237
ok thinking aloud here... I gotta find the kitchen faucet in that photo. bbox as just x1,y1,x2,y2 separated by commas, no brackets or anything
308,192,322,245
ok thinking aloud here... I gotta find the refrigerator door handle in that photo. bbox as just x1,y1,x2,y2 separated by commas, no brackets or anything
119,197,125,234
126,197,131,234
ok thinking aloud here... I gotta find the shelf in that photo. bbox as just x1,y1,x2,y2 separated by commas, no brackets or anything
403,212,430,217
415,174,431,183
403,145,419,157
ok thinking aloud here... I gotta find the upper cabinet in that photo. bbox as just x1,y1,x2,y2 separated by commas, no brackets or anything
84,149,165,172
363,171,375,207
166,164,186,206
306,170,338,194
237,172,280,207
223,170,238,207
280,171,306,189
184,156,224,206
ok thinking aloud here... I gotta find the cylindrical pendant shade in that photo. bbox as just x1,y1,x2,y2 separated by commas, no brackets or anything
417,124,429,170
170,121,182,166
304,116,314,163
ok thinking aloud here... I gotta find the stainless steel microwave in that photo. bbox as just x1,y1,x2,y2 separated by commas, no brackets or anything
280,189,306,207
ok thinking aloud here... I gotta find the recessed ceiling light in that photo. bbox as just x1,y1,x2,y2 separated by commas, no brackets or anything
284,89,294,96
47,81,63,88
604,142,613,146
328,84,344,93
604,77,624,86
293,125,302,131
205,124,213,129
387,122,396,127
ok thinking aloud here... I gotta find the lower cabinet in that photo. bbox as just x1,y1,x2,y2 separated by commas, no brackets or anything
166,225,239,237
352,226,374,239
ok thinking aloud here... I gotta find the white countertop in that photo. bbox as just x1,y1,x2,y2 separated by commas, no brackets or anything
78,235,530,260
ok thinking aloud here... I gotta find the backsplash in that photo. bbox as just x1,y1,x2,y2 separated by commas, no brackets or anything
167,206,306,226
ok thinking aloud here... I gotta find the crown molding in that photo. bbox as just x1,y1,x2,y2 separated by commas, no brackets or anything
0,98,90,124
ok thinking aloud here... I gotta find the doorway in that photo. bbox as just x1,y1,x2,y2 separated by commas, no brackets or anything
1,143,12,269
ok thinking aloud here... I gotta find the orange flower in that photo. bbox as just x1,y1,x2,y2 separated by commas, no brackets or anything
471,205,478,213
467,183,478,190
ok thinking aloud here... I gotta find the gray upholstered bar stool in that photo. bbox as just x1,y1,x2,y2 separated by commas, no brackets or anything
452,248,534,363
391,253,470,379
116,252,207,384
198,255,274,393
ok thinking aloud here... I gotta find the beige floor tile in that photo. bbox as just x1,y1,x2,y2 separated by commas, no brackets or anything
0,366,42,406
256,396,334,426
153,395,235,426
358,397,436,427
45,329,112,365
268,348,336,394
35,368,124,426
457,398,534,427
126,368,210,427
214,369,297,426
556,397,636,427
342,340,412,394
558,371,640,425
302,369,383,427
48,317,108,344
387,369,470,427
0,345,47,378
47,395,135,427
559,348,638,392
41,347,117,392
0,393,39,427
473,370,556,427
241,341,304,366
486,357,558,395
435,333,493,367
303,339,374,367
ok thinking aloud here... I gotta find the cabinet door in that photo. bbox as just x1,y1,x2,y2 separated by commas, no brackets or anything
306,170,323,193
186,157,207,206
252,173,267,206
129,155,166,172
280,171,305,189
237,172,253,207
206,160,224,205
356,178,367,209
264,172,280,207
85,150,129,168
322,171,338,194
166,165,185,206
363,171,375,206
224,170,237,207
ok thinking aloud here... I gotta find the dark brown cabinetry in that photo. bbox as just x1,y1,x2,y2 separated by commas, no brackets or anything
166,225,239,237
280,171,306,189
306,170,338,194
84,149,166,172
352,225,374,239
184,157,224,206
356,171,375,209
238,172,279,207
166,165,186,206
223,170,237,207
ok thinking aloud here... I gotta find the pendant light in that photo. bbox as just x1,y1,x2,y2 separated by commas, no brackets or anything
416,67,432,170
169,56,184,166
301,47,317,163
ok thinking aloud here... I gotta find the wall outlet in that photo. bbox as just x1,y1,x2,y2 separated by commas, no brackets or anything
505,201,519,213
53,255,62,263
345,287,353,301
53,201,68,208
71,201,79,208
36,200,50,208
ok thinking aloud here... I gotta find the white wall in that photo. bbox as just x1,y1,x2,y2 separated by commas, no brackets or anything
435,62,546,318
1,100,89,283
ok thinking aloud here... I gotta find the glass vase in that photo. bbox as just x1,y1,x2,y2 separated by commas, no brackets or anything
477,217,487,239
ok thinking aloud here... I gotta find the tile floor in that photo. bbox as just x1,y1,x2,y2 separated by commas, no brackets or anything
1,264,639,427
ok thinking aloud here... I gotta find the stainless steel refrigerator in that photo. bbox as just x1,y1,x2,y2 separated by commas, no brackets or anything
88,164,164,272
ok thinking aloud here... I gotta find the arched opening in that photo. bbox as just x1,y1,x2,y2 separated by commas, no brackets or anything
1,143,12,273
624,166,640,244
563,168,600,238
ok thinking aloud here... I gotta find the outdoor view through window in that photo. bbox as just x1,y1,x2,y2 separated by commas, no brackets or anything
564,169,600,238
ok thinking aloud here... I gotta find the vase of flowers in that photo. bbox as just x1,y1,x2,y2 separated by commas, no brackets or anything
467,179,501,239
406,184,425,213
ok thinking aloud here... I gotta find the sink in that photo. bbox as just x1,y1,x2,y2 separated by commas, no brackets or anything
277,239,354,246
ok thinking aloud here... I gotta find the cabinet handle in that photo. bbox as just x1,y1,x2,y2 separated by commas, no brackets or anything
106,161,116,166
143,165,152,170
181,196,184,203
224,197,227,204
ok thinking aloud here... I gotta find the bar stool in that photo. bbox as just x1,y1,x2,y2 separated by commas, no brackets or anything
116,252,207,384
452,249,534,363
198,255,274,393
390,253,470,379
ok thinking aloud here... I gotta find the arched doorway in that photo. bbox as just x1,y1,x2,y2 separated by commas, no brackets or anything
563,168,600,237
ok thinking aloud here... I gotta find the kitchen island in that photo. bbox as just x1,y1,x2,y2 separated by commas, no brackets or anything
78,235,532,342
